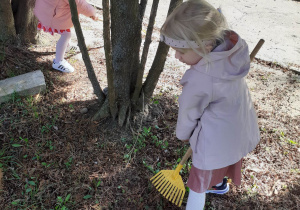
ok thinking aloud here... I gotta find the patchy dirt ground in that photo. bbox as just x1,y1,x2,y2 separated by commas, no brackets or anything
0,6,299,210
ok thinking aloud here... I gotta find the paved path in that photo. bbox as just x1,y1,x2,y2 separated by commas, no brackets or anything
209,0,300,71
151,0,300,71
90,0,300,71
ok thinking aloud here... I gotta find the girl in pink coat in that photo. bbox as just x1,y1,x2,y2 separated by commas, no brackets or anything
34,0,97,73
160,0,260,209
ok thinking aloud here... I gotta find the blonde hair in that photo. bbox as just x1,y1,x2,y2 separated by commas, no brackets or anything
161,0,229,57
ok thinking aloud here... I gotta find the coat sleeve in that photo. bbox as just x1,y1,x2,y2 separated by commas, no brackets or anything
176,69,212,141
75,0,96,17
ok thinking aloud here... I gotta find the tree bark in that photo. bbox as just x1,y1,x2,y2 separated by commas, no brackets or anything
87,0,184,126
139,0,148,23
0,0,16,42
137,0,183,108
11,0,38,44
102,0,117,119
132,0,159,106
68,0,106,105
110,0,141,126
138,43,170,107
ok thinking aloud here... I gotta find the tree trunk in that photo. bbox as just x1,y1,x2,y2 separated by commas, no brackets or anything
11,0,38,44
110,0,142,125
75,0,182,126
0,0,37,44
0,0,16,42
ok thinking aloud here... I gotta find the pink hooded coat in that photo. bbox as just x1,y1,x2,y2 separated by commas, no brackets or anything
176,31,260,170
34,0,96,30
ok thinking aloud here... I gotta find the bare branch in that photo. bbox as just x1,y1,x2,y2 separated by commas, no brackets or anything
167,0,182,16
137,0,183,108
141,0,159,71
102,0,118,119
132,0,159,105
139,0,148,21
138,42,169,107
68,0,105,104
87,1,102,10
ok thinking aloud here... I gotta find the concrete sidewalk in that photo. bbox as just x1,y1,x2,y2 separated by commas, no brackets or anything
90,0,300,71
147,0,300,71
209,0,300,71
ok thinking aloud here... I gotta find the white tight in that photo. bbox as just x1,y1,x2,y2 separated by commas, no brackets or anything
55,32,72,62
186,189,206,210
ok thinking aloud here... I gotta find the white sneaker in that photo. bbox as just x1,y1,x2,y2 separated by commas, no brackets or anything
52,59,75,73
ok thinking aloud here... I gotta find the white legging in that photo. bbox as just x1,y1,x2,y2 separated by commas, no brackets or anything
55,32,72,62
186,189,206,210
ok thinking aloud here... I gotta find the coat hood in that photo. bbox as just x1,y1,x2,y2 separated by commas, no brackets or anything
192,31,250,80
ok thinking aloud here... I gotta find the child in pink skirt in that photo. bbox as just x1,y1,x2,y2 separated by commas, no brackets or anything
34,0,98,73
160,0,260,209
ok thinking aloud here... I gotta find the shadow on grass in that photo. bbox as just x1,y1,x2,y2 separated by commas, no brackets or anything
1,89,299,209
0,44,299,209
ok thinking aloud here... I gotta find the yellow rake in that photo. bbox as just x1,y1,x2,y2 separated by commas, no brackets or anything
150,147,192,207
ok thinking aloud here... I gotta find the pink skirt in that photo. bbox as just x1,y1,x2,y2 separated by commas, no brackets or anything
187,159,242,193
37,21,71,36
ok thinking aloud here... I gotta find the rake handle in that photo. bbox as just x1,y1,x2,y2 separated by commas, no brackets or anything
179,147,193,165
250,39,265,62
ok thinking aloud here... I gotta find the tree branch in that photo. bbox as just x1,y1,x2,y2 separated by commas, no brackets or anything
102,0,118,119
138,43,169,107
137,0,183,108
87,1,102,10
68,0,105,104
167,0,182,16
139,0,148,21
132,0,159,105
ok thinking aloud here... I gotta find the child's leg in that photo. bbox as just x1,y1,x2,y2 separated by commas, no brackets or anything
55,32,72,62
52,31,74,73
186,189,206,210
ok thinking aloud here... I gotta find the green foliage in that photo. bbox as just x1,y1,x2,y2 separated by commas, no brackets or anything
55,194,72,210
83,194,93,199
46,140,55,150
11,177,41,208
124,127,150,161
0,146,22,180
124,126,169,162
143,160,160,174
277,130,298,146
64,157,73,169
152,135,168,149
41,162,52,168
41,124,53,134
11,91,22,103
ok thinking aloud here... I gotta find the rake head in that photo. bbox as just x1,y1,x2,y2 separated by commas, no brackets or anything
150,168,185,207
